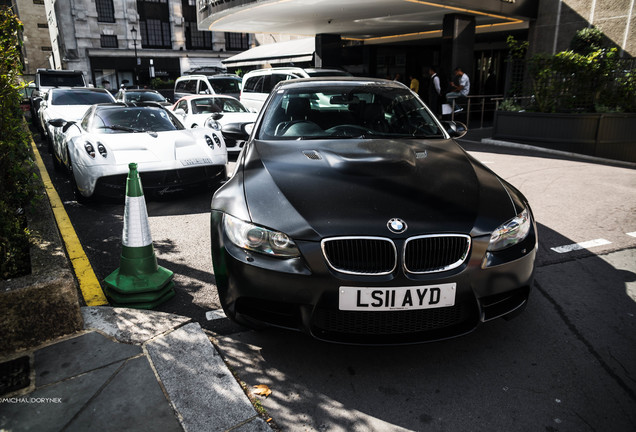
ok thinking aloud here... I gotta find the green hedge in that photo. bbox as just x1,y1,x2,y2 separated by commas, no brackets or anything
0,10,41,279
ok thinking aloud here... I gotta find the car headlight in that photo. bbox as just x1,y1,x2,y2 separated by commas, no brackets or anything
488,208,531,251
205,117,221,130
223,214,300,258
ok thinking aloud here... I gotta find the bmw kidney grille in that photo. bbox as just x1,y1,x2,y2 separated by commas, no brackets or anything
321,234,471,275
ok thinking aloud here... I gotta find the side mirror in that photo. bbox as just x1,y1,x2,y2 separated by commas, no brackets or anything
48,118,67,128
243,122,254,136
440,120,467,139
174,108,186,117
212,112,224,121
222,122,254,141
48,119,76,133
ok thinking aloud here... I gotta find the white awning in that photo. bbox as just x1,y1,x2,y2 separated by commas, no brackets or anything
222,38,314,67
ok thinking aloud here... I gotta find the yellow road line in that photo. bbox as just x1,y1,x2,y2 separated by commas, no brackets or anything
29,134,109,306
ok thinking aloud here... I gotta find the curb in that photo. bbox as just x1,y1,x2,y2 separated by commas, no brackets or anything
81,307,272,432
480,138,636,169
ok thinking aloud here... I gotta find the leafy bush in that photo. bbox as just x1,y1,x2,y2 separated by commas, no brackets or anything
0,10,41,279
150,77,175,89
570,27,604,55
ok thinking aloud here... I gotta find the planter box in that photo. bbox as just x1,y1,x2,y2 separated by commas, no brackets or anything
0,184,83,356
493,111,636,163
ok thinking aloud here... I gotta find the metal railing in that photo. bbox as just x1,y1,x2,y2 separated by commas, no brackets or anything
449,94,503,128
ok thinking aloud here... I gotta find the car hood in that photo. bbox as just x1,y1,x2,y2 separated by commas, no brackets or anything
82,129,222,166
239,138,517,240
46,105,92,121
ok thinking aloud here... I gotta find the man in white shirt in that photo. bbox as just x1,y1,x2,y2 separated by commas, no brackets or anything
445,66,470,103
427,67,442,117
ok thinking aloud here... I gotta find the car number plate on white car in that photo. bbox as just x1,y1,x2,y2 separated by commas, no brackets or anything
181,157,213,166
339,283,456,311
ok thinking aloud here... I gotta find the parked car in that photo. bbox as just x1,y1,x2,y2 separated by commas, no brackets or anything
30,68,86,121
49,103,227,201
170,95,257,155
173,74,242,100
210,77,537,345
114,88,171,106
38,87,116,152
240,67,351,112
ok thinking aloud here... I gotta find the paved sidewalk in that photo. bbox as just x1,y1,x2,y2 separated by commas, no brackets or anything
0,307,272,432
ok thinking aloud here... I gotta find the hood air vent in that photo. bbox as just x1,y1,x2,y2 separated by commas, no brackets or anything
302,150,322,160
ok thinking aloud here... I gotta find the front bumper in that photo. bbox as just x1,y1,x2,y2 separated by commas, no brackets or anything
74,158,227,198
211,211,537,345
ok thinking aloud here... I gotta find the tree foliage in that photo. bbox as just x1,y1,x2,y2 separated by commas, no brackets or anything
0,9,41,279
505,29,635,113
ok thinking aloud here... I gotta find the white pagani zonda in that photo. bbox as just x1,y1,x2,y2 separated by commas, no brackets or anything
49,103,227,201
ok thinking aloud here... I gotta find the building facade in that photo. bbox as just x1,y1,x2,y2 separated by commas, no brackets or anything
199,0,635,96
39,0,249,89
9,0,53,77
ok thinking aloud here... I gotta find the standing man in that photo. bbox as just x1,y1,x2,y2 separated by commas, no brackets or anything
445,66,470,110
427,67,441,118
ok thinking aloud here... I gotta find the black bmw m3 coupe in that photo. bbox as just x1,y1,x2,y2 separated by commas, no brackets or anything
210,77,537,344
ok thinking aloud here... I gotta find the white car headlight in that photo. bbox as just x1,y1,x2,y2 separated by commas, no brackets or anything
223,214,300,258
488,208,531,251
205,117,221,130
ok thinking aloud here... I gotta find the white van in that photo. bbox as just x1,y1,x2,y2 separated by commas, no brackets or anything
173,74,242,100
240,67,350,112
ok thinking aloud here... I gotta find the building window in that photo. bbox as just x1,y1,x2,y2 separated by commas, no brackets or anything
33,0,44,5
138,0,171,48
100,35,118,48
37,23,48,28
41,46,52,51
185,22,212,50
225,33,248,51
140,19,171,48
96,0,115,23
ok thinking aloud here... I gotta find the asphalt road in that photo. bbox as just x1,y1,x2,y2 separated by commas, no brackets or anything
33,128,636,431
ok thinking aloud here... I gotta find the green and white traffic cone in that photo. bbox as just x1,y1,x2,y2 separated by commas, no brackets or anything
103,163,175,309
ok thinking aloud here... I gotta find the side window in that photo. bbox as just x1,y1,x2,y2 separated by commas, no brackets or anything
184,79,198,94
243,76,262,93
175,80,187,92
198,80,212,94
176,100,188,113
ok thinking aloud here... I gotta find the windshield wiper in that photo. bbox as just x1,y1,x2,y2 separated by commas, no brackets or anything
99,125,140,133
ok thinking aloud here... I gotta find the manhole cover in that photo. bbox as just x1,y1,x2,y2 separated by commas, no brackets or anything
0,356,30,396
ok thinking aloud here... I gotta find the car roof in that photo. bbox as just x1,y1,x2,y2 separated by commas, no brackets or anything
177,94,238,102
122,89,161,93
176,74,241,81
273,76,401,89
49,87,112,94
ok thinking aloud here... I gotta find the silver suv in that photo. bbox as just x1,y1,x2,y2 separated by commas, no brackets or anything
173,74,242,100
240,67,350,112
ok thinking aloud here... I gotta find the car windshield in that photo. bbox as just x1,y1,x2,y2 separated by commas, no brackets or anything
51,90,113,105
257,84,444,140
90,107,184,133
39,74,85,87
191,97,248,114
209,78,242,94
126,91,167,102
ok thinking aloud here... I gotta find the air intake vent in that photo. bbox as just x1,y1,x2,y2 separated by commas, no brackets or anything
404,234,471,274
321,237,397,275
302,150,322,160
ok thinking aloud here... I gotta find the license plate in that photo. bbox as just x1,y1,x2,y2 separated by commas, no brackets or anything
181,157,212,166
339,283,456,311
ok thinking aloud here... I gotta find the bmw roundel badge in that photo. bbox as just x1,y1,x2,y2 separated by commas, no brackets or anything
387,218,407,234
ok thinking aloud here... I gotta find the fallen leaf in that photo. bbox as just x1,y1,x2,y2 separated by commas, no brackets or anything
252,384,272,397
